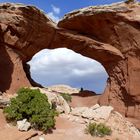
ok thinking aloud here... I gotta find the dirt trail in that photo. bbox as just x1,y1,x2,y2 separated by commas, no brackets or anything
30,116,112,140
0,109,37,140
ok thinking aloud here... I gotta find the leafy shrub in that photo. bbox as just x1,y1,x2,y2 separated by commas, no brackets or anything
3,88,57,132
60,93,72,103
85,122,112,137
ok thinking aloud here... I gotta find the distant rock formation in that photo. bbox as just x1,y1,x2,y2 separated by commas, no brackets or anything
72,90,96,97
0,2,140,127
46,85,80,94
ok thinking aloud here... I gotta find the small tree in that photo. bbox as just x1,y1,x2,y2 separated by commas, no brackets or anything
4,88,57,132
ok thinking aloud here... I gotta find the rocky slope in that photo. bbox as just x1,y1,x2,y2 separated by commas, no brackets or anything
0,87,140,140
0,2,140,126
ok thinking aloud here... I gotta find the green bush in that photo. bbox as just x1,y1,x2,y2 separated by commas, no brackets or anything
60,93,72,103
85,122,112,137
3,88,57,132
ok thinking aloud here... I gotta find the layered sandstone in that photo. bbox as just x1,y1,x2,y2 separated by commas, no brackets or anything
0,3,56,93
0,2,140,126
58,2,140,123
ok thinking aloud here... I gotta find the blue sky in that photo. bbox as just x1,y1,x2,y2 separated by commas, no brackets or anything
0,0,137,93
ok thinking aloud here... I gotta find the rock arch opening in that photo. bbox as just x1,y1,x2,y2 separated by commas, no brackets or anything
0,2,140,127
28,48,108,94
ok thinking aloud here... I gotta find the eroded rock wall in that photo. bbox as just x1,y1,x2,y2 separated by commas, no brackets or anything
0,3,56,93
0,2,140,126
58,2,140,120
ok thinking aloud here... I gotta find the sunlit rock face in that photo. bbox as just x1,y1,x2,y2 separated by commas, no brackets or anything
0,2,140,127
58,2,140,123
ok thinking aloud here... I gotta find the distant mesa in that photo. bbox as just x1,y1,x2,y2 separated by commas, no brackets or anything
72,90,97,97
46,85,80,94
46,84,97,97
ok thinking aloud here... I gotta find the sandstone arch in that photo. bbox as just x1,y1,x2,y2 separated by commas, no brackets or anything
0,3,140,126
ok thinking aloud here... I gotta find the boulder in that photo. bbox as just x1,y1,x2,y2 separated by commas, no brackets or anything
66,107,140,138
90,104,100,110
106,111,140,138
71,107,89,117
17,119,31,131
31,87,71,114
71,105,113,121
47,85,80,94
85,106,113,121
56,95,71,114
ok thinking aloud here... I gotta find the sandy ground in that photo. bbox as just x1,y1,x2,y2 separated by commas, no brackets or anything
30,117,93,140
30,116,117,140
0,109,38,140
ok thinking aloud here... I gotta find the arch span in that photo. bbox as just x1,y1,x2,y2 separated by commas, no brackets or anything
0,3,140,125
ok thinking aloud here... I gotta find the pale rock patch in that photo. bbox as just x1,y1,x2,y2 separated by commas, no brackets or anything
31,87,71,114
46,85,80,94
71,105,113,121
17,119,31,131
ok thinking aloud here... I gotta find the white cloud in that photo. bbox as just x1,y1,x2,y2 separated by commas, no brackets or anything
51,4,60,14
28,48,108,93
47,12,60,23
47,4,60,23
30,48,105,74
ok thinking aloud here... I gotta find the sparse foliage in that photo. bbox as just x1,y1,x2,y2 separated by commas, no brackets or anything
3,88,57,132
85,122,112,137
60,93,72,103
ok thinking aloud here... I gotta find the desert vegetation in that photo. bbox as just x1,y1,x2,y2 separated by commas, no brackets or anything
60,93,72,103
85,122,112,137
3,88,57,132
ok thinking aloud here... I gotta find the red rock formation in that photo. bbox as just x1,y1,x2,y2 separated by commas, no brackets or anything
58,2,140,124
0,2,140,126
0,3,56,93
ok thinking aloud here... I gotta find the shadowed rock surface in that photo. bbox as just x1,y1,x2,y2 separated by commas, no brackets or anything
0,2,140,127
